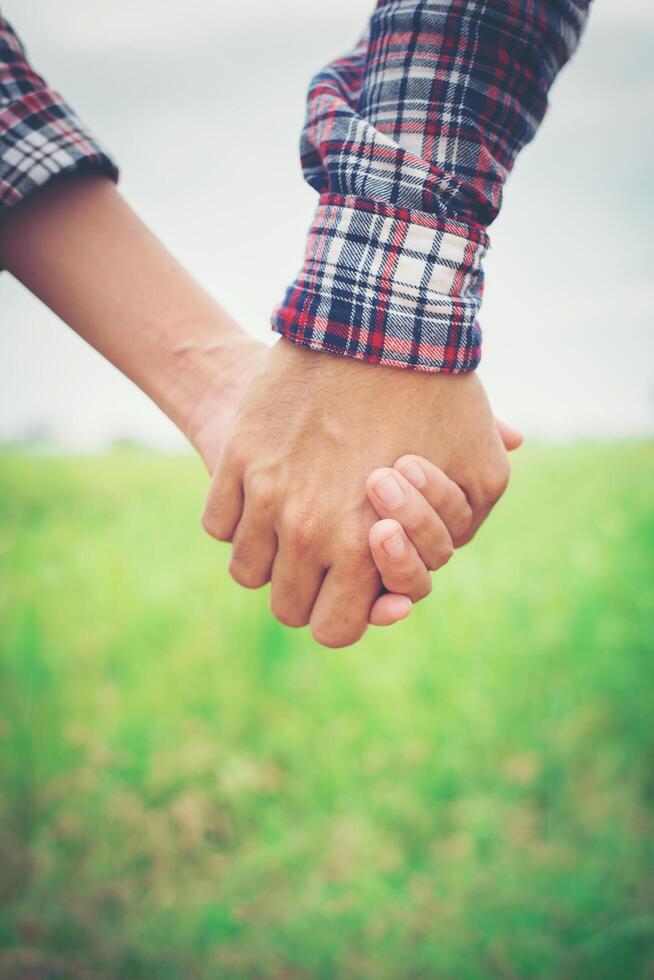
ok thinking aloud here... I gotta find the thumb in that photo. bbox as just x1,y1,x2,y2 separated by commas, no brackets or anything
495,417,524,452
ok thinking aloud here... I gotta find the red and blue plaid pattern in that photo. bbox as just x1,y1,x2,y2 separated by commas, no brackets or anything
0,15,117,210
273,0,590,372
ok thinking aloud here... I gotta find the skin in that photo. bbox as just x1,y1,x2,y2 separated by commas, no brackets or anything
0,173,260,455
203,338,518,648
0,173,474,634
366,425,522,624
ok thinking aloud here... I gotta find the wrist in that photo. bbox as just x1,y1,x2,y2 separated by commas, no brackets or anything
0,174,259,458
0,172,265,469
184,333,267,472
145,311,255,440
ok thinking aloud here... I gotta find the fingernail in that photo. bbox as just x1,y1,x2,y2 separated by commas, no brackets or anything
393,595,412,620
400,461,426,488
374,474,405,508
382,530,405,559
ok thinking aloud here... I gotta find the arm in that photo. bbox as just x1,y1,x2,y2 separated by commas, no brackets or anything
272,0,590,372
205,0,591,648
0,13,116,206
0,13,435,632
0,11,436,639
0,173,263,469
0,13,262,468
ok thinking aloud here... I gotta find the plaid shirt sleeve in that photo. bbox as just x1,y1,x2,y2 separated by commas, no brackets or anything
272,0,590,372
0,14,117,212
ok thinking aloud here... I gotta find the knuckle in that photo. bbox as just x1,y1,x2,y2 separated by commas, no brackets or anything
385,568,414,594
451,506,473,542
249,474,276,516
285,505,322,551
393,572,430,602
403,508,429,537
339,539,375,576
230,534,255,566
413,576,432,601
459,501,474,528
229,534,269,588
430,542,454,570
226,439,250,471
480,459,511,503
311,622,365,649
425,471,449,509
453,526,477,549
270,599,309,629
201,507,229,542
394,454,419,474
228,557,266,589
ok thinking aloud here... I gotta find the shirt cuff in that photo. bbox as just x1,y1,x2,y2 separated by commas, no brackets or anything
271,194,488,373
0,86,118,210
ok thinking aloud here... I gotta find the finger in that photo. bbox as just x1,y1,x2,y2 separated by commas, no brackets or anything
228,501,278,590
392,456,472,541
366,468,454,571
495,417,524,452
201,444,245,542
309,554,381,649
455,450,512,547
369,593,412,627
368,518,432,600
269,542,326,628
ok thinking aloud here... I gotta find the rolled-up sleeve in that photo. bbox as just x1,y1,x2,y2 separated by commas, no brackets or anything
0,14,117,211
272,0,591,373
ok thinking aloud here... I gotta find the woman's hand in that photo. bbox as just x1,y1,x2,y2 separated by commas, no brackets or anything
367,420,523,627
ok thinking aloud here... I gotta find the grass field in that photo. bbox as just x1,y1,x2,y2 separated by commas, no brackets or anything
0,443,653,980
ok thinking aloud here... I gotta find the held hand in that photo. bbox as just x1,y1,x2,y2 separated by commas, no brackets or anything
366,423,523,626
202,338,514,648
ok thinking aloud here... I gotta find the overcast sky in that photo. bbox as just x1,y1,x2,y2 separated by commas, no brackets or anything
1,0,653,449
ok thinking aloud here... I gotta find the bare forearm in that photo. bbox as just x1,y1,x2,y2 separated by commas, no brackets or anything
0,174,248,442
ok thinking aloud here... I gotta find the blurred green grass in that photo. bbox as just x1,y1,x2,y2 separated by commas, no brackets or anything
0,443,653,980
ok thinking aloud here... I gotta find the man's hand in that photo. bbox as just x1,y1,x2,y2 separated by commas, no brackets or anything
202,338,512,648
